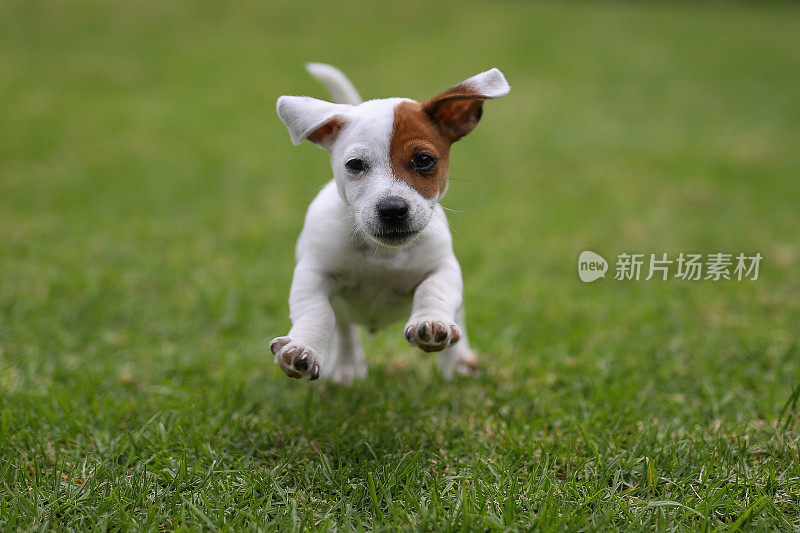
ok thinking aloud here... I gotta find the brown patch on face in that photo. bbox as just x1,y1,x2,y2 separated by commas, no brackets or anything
390,101,452,199
390,79,494,198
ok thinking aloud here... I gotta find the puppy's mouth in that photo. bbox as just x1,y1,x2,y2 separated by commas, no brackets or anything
371,229,419,246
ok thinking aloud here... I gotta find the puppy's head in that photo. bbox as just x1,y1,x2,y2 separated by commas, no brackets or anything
277,68,509,247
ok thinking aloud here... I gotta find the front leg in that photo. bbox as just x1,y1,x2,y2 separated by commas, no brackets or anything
270,262,334,380
404,256,464,353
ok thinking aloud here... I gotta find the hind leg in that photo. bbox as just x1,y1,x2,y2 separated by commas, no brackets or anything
437,306,478,380
325,319,366,384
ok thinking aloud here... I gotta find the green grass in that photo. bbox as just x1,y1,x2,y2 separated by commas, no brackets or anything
2,0,800,530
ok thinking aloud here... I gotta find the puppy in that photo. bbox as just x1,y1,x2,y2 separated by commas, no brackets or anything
271,63,509,382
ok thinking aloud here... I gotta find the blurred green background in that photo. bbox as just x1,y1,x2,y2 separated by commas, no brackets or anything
1,0,799,529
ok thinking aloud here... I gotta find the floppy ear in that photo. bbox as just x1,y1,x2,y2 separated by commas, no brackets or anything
422,68,510,143
276,96,352,148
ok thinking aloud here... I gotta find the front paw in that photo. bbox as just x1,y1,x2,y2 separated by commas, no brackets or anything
403,318,461,353
269,336,321,380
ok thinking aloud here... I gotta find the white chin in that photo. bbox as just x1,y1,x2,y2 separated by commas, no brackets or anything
370,230,418,247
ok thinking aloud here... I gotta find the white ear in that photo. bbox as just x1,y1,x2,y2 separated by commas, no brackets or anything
276,96,352,148
461,68,510,99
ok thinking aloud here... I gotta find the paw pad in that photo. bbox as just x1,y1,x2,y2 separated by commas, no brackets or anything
269,336,320,380
404,319,461,352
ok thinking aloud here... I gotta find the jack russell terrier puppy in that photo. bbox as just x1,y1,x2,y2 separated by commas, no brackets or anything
271,63,509,383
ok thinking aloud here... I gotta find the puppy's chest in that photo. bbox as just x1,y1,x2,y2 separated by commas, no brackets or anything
328,253,429,328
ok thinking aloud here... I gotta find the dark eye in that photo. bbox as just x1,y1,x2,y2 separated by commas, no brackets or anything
412,152,437,173
345,158,366,174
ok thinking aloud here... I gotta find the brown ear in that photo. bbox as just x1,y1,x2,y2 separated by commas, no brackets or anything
422,91,485,142
421,68,510,143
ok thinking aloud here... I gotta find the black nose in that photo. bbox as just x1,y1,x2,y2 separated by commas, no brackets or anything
376,197,409,225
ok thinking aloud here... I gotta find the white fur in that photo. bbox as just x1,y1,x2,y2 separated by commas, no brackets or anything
276,96,352,146
272,66,508,382
462,68,510,99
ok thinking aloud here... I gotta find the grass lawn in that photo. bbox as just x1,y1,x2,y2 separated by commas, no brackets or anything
2,0,800,530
